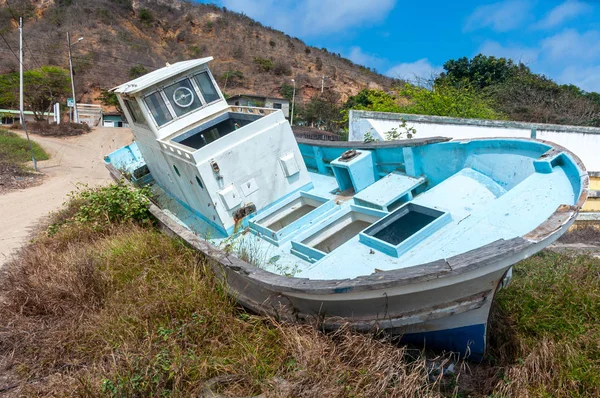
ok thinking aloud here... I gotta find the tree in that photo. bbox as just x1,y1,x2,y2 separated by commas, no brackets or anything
398,82,504,120
279,83,295,101
96,89,123,116
0,66,71,120
437,54,525,89
219,70,244,89
299,91,342,132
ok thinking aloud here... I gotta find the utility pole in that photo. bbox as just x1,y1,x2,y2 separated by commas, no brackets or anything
290,78,296,126
19,17,37,171
67,32,83,123
321,75,326,93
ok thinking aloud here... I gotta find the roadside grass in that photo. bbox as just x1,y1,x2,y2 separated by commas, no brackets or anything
0,129,49,169
488,251,600,397
1,183,598,397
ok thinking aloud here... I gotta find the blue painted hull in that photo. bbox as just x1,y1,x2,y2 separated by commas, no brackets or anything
401,324,487,361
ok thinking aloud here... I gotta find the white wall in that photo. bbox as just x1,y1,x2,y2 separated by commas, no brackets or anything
349,111,600,172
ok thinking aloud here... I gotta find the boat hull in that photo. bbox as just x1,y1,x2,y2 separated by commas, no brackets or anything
105,135,588,361
135,182,576,361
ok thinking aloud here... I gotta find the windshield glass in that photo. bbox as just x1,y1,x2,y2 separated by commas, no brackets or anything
144,92,173,126
164,79,202,117
194,72,220,103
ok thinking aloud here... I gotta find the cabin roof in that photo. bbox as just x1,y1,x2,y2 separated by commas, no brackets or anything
111,57,214,95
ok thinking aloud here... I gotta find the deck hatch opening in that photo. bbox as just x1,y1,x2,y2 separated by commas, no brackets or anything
301,209,381,254
372,211,437,245
360,203,451,258
259,195,323,232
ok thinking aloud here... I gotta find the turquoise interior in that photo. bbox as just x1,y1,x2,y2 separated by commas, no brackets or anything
107,138,584,280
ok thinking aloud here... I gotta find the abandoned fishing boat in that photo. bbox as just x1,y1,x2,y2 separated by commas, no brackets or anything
104,58,588,360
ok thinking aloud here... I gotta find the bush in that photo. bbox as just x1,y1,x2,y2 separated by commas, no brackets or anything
398,82,504,120
129,64,148,78
315,56,323,71
273,61,292,76
138,8,154,25
253,57,274,73
203,20,214,33
49,183,152,234
269,39,276,48
28,121,91,136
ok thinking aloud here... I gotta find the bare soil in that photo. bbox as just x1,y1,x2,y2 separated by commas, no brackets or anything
0,127,133,268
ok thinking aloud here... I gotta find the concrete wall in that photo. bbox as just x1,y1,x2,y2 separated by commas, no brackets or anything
349,111,600,172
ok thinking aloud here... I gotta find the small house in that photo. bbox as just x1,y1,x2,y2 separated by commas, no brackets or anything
102,112,127,128
0,109,54,126
226,94,290,118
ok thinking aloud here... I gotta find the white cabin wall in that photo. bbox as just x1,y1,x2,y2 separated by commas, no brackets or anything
193,112,311,233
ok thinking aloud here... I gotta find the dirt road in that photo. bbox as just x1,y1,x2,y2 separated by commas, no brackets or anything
0,127,133,267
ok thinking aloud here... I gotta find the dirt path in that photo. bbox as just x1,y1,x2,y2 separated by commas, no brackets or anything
0,127,133,267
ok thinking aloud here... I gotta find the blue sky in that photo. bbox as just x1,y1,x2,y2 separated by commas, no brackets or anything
199,0,600,92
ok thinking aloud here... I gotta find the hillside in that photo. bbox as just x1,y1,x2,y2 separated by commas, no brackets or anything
0,0,395,105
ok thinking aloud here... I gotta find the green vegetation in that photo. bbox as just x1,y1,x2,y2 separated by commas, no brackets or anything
279,82,295,101
95,88,123,115
488,251,600,397
0,129,49,166
398,82,504,120
253,56,274,73
0,184,598,396
0,66,71,121
128,64,149,79
437,54,600,126
137,7,154,25
219,70,244,89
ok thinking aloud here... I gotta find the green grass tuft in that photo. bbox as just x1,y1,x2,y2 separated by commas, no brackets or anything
0,129,49,164
490,251,600,397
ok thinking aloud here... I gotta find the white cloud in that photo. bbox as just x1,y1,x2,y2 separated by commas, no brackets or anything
385,59,443,82
478,40,539,64
346,47,384,68
541,29,600,61
557,65,600,92
220,0,396,37
464,0,532,32
535,1,592,29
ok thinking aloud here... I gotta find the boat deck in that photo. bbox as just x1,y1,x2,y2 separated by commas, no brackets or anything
151,156,577,280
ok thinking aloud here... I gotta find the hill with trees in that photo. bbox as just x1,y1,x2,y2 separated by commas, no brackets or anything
0,0,395,108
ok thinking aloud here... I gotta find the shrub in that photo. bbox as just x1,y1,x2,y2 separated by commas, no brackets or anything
253,57,274,73
273,61,292,76
28,121,91,136
129,64,148,78
398,82,504,120
203,20,214,33
49,183,152,234
315,56,323,71
138,8,154,25
231,46,244,59
279,82,294,100
269,39,276,48
304,47,311,54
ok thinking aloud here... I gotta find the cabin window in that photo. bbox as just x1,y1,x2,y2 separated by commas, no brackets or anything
195,176,203,188
173,164,180,177
273,103,282,109
124,99,146,126
145,92,173,126
164,79,202,117
194,72,220,103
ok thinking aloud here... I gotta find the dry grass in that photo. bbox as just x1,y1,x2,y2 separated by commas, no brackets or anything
0,187,443,397
1,184,599,397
